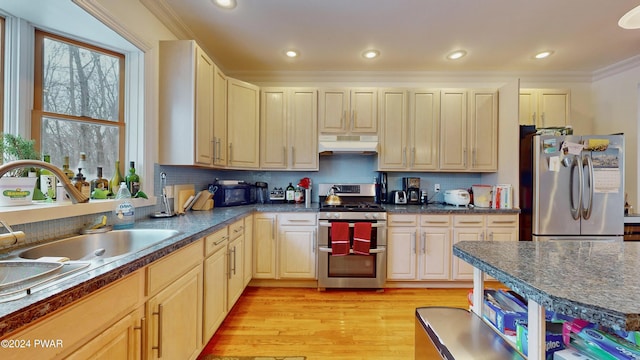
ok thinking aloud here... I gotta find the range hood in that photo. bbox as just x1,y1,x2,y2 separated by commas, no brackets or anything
318,135,378,155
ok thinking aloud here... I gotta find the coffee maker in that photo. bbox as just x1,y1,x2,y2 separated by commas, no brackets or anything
377,172,388,204
402,177,421,204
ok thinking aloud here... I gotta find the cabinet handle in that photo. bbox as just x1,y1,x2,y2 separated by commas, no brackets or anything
234,226,243,233
391,220,415,224
458,221,482,224
213,236,227,246
412,147,416,167
489,232,494,240
313,230,316,253
211,138,216,163
480,232,485,241
490,220,516,224
422,232,426,254
229,143,233,162
541,112,545,126
403,147,407,167
412,232,416,254
232,246,237,275
152,304,164,358
463,147,467,167
291,146,295,165
532,112,536,123
134,317,145,360
283,146,287,164
272,219,276,239
472,148,477,166
424,221,448,224
351,109,355,130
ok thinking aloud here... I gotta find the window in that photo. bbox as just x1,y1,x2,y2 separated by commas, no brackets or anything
32,30,125,179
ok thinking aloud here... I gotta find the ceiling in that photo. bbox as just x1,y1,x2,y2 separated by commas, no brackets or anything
144,0,640,76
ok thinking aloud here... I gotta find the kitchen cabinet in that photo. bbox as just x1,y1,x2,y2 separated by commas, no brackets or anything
378,89,440,170
318,88,378,134
227,219,245,309
440,89,498,172
519,88,571,127
227,77,260,169
243,214,254,286
212,66,228,166
1,271,144,360
253,213,277,279
203,228,229,342
278,213,317,279
158,40,215,167
387,215,450,281
253,213,317,280
146,240,203,360
260,88,318,170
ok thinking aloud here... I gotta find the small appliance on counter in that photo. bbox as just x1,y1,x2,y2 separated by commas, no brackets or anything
269,187,285,203
403,177,421,204
256,181,268,204
444,189,470,206
377,172,388,204
472,184,493,208
390,190,407,204
209,180,256,207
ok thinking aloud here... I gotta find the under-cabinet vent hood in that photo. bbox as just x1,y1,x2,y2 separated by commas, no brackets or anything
318,135,378,155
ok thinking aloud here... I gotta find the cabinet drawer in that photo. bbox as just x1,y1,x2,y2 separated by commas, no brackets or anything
453,215,484,227
388,214,417,227
147,239,203,296
486,215,518,227
420,215,450,227
229,219,245,240
279,213,317,226
205,227,229,256
2,271,143,360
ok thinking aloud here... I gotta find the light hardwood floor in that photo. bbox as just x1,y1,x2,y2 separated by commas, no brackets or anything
199,286,471,360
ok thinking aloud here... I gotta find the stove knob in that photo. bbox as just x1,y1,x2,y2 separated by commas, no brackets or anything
364,213,372,219
372,213,380,219
333,213,341,219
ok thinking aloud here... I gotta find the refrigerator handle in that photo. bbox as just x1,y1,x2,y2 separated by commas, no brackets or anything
582,154,594,220
569,155,583,220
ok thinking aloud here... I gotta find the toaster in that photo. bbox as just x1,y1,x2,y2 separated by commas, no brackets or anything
390,190,407,204
444,189,470,206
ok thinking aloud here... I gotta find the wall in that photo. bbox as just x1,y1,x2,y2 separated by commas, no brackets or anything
592,61,640,211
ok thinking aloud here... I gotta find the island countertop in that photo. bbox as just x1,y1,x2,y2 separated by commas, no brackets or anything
453,240,640,331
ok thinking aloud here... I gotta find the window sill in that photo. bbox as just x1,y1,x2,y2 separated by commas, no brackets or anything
0,197,157,225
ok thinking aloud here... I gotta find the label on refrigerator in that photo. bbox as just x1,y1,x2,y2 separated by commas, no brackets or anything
592,148,621,193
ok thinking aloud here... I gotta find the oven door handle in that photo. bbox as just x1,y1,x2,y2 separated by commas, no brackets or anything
318,221,386,228
318,246,386,254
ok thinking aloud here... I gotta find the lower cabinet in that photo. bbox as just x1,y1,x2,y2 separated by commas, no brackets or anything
227,219,245,308
203,227,229,342
388,213,518,283
253,212,317,280
146,240,203,360
243,214,254,286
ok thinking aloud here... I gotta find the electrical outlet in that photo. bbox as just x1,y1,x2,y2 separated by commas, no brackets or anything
434,183,440,192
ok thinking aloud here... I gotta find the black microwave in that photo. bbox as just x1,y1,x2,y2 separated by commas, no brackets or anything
209,183,256,207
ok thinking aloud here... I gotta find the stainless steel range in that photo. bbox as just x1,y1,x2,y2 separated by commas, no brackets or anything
317,183,387,290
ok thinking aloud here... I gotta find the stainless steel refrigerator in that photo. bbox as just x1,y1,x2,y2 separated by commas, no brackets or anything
531,133,624,241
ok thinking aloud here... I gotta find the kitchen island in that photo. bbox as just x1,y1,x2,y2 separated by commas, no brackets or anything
453,240,640,360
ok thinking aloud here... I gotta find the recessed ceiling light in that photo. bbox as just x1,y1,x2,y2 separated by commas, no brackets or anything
285,50,298,58
212,0,237,9
619,5,640,29
362,50,380,59
447,50,467,60
534,51,554,59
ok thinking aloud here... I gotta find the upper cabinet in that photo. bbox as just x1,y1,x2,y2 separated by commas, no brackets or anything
260,88,318,170
227,77,260,169
519,88,571,127
379,88,497,172
318,88,378,134
212,66,228,167
158,40,215,167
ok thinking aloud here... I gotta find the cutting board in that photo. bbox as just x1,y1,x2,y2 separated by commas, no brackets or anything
173,184,195,214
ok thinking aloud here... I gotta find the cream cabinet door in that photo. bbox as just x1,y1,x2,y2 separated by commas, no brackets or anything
486,215,519,241
410,89,440,170
378,89,408,170
387,226,418,280
147,265,203,360
419,228,451,281
243,214,254,286
194,46,214,166
519,89,537,125
318,89,349,133
203,233,228,342
452,228,483,280
439,89,468,170
227,77,260,168
66,308,142,360
227,235,244,309
289,88,318,169
212,65,228,166
351,88,378,133
278,225,317,279
538,89,570,127
253,213,277,279
260,88,288,169
468,90,498,171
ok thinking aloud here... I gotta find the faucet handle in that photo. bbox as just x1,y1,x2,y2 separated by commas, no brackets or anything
0,219,25,246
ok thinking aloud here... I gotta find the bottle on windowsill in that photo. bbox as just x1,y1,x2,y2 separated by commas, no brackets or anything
125,161,140,197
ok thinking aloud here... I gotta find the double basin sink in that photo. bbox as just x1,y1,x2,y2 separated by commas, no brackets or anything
0,229,180,299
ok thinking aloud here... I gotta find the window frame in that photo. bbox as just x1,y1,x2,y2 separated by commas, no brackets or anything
31,29,126,161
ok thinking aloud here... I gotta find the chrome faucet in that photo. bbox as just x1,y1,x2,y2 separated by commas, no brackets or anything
0,160,89,204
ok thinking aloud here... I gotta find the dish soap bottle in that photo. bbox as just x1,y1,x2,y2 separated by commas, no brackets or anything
114,181,135,229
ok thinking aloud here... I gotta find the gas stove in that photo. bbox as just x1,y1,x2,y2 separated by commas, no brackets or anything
318,183,387,220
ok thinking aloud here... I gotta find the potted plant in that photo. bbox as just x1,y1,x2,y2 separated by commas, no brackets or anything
0,133,41,205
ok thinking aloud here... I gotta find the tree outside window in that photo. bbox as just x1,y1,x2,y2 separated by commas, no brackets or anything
32,30,125,181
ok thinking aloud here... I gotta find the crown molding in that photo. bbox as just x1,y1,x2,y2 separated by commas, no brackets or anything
592,55,640,82
73,0,152,52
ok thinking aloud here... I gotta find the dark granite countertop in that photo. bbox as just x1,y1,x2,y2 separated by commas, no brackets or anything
453,240,640,331
0,202,517,337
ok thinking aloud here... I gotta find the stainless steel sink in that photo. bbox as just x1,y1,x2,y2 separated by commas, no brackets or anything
19,229,180,261
0,261,63,288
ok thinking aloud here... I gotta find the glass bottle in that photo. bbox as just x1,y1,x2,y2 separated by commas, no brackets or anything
286,182,295,203
109,160,124,196
90,167,109,196
39,154,56,200
73,168,91,198
125,161,140,196
62,156,75,180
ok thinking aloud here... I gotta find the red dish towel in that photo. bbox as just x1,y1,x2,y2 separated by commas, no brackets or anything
353,222,372,255
331,222,350,256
